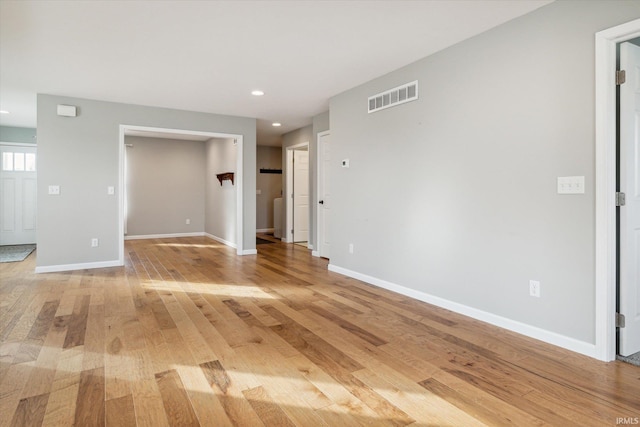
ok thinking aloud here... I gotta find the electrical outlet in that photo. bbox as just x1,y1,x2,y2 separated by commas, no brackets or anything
349,243,354,254
529,280,541,297
91,238,99,247
186,218,191,225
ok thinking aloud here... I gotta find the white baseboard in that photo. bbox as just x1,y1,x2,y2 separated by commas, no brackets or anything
204,233,237,249
242,249,258,255
125,232,205,240
312,250,320,257
256,228,275,233
327,264,597,359
36,260,122,274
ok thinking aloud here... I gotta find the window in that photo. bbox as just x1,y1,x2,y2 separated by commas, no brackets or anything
1,151,36,172
25,153,36,171
2,152,13,171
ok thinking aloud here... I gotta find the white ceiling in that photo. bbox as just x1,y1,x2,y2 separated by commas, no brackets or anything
0,0,552,146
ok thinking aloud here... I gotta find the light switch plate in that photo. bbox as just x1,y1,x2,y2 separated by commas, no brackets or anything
107,186,115,195
557,176,585,194
48,185,60,195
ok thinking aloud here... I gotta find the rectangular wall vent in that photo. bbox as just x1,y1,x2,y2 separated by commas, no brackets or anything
368,81,418,113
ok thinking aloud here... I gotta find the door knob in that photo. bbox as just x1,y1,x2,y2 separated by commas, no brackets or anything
319,200,324,204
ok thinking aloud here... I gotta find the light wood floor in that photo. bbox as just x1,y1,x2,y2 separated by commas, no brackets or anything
1,237,639,426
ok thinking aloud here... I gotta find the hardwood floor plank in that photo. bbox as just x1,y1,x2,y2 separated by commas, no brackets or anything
354,368,486,426
155,369,200,427
175,365,234,427
74,367,105,427
1,236,638,427
264,304,364,373
306,304,388,347
62,295,90,349
200,359,266,426
106,394,137,426
131,378,170,427
82,302,105,371
236,342,333,412
9,393,49,427
41,347,83,427
419,376,545,427
243,386,297,427
200,360,231,394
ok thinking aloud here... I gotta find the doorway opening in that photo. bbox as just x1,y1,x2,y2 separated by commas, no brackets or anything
0,143,37,246
594,18,640,362
118,125,244,264
615,39,640,364
315,131,330,259
285,142,310,248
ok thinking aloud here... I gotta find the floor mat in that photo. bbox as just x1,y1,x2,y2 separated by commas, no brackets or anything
0,244,36,262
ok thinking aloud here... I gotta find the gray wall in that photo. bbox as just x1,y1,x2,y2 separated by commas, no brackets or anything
256,145,282,231
0,126,37,144
329,1,640,345
125,136,205,236
205,138,237,243
37,94,256,267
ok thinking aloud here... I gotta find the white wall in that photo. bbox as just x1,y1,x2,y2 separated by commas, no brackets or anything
125,136,205,236
329,1,640,350
205,138,237,245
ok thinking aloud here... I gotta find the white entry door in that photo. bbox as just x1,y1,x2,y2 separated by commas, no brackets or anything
293,149,309,243
619,42,640,357
1,145,37,245
318,132,331,258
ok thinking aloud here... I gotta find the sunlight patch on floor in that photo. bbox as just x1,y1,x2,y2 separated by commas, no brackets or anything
138,281,277,299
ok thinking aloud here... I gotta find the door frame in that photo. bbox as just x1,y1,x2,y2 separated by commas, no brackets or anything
594,18,640,361
314,130,330,258
118,125,244,264
284,141,309,244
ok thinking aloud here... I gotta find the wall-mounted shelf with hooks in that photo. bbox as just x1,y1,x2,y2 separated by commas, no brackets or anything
216,172,234,186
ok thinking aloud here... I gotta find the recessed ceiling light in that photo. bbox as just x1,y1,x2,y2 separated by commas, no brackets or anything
0,110,9,114
251,90,264,96
272,122,281,127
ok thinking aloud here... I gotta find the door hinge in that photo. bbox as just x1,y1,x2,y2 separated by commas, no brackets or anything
616,312,626,328
616,70,626,85
616,192,626,207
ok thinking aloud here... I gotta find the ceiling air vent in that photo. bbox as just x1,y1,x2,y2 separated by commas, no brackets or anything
368,80,418,113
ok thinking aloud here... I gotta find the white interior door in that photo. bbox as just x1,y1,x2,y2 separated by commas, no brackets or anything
1,145,37,245
293,149,309,242
318,132,331,258
619,41,640,357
